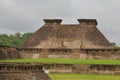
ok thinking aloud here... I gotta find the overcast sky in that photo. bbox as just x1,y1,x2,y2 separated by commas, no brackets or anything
0,0,120,45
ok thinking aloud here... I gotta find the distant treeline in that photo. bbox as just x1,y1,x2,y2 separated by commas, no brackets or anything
0,32,33,47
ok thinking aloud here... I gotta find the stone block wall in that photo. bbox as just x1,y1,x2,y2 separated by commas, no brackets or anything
19,48,80,59
0,63,51,80
20,49,49,59
83,49,120,60
0,46,20,60
19,48,120,60
72,64,120,75
42,64,120,75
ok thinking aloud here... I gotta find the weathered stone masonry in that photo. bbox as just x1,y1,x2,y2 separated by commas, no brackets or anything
0,63,51,80
0,19,120,77
19,48,120,60
20,19,113,49
19,19,120,60
42,64,120,75
0,46,20,60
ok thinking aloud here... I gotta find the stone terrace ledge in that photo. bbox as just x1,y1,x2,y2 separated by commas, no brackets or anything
0,63,43,73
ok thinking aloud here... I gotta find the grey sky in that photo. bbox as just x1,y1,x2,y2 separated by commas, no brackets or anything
0,0,120,45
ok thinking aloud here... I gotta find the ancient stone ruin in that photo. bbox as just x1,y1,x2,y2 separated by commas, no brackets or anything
19,19,120,60
0,19,120,78
0,63,51,80
0,46,20,60
42,64,120,75
20,19,112,49
17,19,120,75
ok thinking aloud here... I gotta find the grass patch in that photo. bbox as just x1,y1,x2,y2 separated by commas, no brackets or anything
49,73,120,80
0,58,120,65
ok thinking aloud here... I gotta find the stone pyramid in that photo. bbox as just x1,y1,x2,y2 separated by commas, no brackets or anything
20,19,112,49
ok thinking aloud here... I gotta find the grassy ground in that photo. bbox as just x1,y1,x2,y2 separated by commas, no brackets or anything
48,73,120,80
0,58,120,65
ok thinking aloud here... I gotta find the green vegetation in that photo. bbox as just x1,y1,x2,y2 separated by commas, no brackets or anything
0,32,33,47
49,73,120,80
0,58,120,65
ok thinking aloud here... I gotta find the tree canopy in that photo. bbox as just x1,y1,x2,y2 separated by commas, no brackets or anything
0,32,33,47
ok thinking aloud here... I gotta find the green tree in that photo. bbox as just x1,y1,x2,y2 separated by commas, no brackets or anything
15,32,22,38
0,32,33,47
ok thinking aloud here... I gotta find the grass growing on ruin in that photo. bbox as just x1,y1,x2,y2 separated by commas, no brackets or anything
48,73,120,80
0,58,120,65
